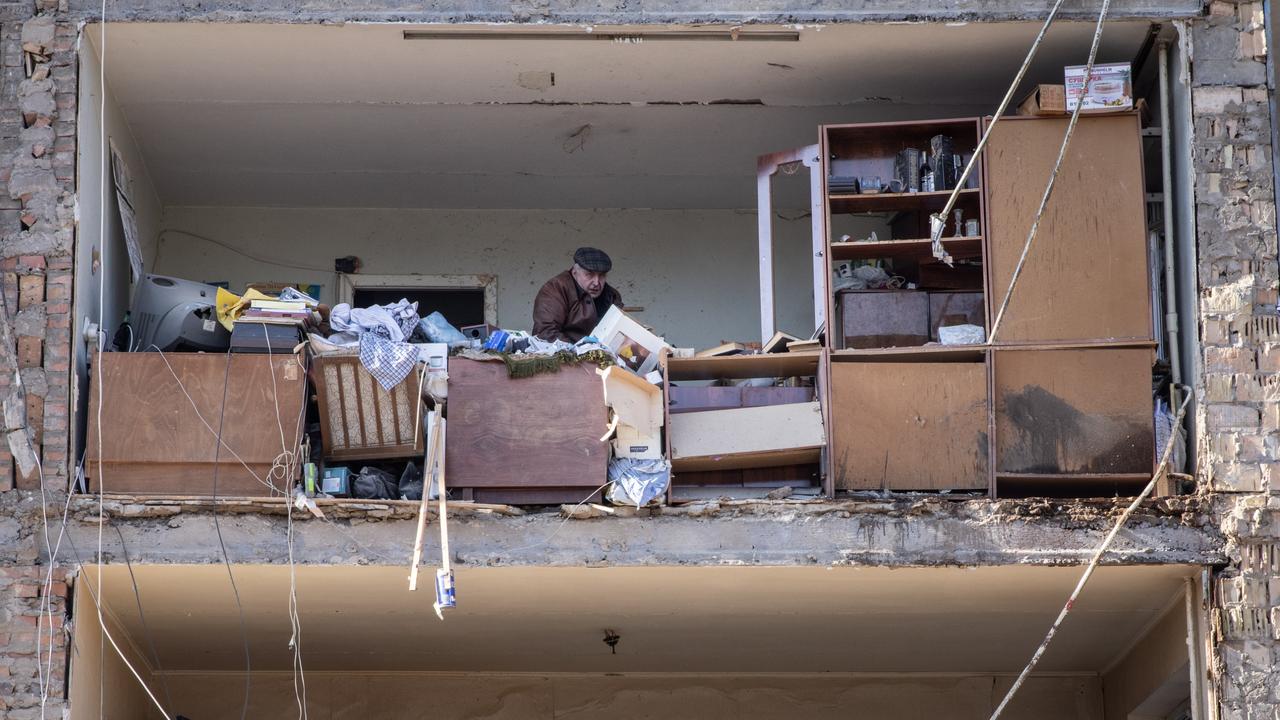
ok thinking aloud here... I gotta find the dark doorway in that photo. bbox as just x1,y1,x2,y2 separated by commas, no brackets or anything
353,287,486,328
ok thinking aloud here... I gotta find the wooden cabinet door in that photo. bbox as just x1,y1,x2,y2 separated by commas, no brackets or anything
983,114,1151,343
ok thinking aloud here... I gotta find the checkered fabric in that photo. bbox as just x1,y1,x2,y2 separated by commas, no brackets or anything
359,332,419,391
573,246,612,273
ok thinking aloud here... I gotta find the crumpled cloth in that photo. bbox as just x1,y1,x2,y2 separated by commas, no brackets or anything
330,299,419,343
359,332,419,391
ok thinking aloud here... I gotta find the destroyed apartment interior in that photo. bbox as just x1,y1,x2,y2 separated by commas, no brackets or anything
6,6,1271,719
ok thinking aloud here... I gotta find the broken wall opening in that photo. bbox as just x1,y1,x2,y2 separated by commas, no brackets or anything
66,20,1188,495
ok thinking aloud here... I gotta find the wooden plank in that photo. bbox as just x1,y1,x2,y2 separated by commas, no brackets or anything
670,402,824,466
445,358,608,490
741,386,815,407
665,352,820,382
831,346,986,363
667,386,742,414
829,362,988,491
671,447,822,473
993,347,1155,476
830,237,982,261
983,113,1152,343
829,188,981,214
85,351,306,496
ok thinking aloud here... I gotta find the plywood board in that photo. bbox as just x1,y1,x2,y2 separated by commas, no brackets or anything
446,359,608,489
85,351,306,496
983,114,1151,343
829,362,988,491
665,352,820,382
669,402,824,467
994,347,1154,476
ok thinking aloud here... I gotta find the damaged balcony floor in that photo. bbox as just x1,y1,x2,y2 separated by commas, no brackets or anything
53,493,1226,568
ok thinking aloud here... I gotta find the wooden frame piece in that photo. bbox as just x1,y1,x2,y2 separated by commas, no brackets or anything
337,272,499,326
756,144,824,344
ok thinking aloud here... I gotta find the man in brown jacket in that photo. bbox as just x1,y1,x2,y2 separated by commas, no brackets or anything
532,247,623,342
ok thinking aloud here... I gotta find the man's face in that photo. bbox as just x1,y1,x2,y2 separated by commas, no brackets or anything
571,263,607,298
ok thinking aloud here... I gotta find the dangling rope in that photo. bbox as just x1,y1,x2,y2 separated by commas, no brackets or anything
928,0,1072,263
985,0,1114,344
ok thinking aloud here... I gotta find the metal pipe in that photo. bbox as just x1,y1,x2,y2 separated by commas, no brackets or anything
1158,41,1183,406
1185,576,1204,720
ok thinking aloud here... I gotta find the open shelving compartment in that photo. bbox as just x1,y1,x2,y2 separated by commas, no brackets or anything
663,351,830,502
822,117,988,354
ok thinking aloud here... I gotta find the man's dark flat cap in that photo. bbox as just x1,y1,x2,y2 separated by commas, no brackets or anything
574,247,613,273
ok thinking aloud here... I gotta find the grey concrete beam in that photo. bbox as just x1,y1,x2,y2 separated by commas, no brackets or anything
52,496,1226,569
71,0,1202,24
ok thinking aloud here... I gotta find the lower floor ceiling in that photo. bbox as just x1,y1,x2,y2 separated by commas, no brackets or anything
84,563,1198,674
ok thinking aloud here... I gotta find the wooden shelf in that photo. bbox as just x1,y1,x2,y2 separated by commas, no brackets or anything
667,351,821,381
828,188,979,214
831,346,985,363
831,236,982,261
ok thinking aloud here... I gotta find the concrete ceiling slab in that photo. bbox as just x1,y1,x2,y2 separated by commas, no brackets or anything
88,564,1195,674
84,21,1156,209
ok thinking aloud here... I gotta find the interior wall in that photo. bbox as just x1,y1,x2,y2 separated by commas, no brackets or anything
157,206,886,348
1101,596,1190,720
157,672,1102,720
74,35,163,458
68,581,158,720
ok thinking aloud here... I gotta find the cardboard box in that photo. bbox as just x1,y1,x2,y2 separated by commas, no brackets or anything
1017,84,1066,116
1065,62,1133,112
613,423,664,460
591,306,670,376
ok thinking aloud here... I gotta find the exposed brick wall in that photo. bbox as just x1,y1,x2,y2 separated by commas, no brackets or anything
0,5,78,717
0,564,71,719
1193,2,1280,719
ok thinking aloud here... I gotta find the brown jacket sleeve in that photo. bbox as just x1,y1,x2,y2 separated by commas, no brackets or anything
532,278,573,342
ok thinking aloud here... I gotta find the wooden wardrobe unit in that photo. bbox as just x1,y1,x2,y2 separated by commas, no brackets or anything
771,112,1156,496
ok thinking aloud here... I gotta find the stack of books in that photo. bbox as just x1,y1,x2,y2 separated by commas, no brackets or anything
239,299,315,326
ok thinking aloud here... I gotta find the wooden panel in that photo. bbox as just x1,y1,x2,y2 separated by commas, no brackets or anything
85,351,306,496
829,362,988,491
994,348,1154,476
670,402,824,467
929,291,985,340
838,290,930,349
445,358,608,489
741,386,815,407
984,113,1151,342
671,447,822,473
830,237,982,261
665,352,820,382
668,386,741,414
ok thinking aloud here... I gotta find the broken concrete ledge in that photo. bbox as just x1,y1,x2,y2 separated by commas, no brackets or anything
49,493,1227,569
64,0,1202,23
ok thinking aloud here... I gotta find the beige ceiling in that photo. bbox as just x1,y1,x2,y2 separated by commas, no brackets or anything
85,21,1154,209
87,564,1194,674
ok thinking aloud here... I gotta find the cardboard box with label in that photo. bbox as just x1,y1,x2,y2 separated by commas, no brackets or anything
1065,62,1133,112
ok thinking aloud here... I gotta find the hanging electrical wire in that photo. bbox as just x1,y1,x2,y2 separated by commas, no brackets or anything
989,387,1191,720
986,0,1114,344
209,349,254,720
928,0,1071,262
262,330,310,719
